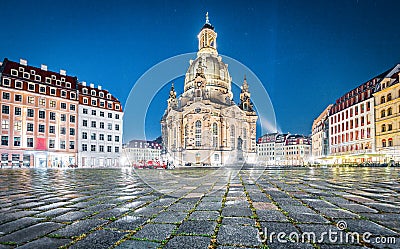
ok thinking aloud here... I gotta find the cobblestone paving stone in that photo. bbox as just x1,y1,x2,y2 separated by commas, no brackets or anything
0,167,399,248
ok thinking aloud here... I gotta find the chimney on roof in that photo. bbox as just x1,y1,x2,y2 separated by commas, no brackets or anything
20,59,27,66
41,64,47,71
98,85,102,90
82,81,86,86
90,83,94,88
60,69,66,76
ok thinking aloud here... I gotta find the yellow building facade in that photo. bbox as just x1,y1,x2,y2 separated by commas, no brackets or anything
374,67,400,164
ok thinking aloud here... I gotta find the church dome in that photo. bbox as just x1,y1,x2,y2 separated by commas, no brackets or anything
183,13,232,93
184,53,231,92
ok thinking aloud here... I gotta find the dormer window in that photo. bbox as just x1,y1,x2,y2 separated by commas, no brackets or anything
35,75,41,81
116,104,120,110
39,86,46,93
50,87,56,96
107,102,113,109
23,72,30,79
91,90,96,96
11,69,18,76
91,99,97,106
51,75,56,80
61,77,65,82
83,97,88,104
107,93,111,99
28,83,35,91
82,88,88,94
56,80,61,86
15,81,22,88
99,92,104,98
100,100,105,107
19,67,24,72
3,78,11,86
30,70,35,75
66,82,71,88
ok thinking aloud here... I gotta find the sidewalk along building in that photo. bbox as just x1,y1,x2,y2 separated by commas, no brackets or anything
161,13,258,166
77,82,123,167
121,139,162,166
311,104,332,163
373,64,400,164
256,133,278,165
0,58,78,167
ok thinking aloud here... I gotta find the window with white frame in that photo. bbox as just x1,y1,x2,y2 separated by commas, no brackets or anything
50,88,56,96
1,120,9,129
14,121,21,131
27,96,34,104
195,120,202,147
39,86,46,93
50,100,56,108
39,98,46,106
15,81,22,88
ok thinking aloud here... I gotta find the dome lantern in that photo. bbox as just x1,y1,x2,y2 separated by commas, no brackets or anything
198,12,217,56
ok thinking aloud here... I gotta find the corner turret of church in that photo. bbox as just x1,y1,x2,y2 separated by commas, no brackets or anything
167,82,178,110
239,75,255,113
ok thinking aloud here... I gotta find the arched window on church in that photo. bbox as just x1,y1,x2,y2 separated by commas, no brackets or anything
195,120,202,147
212,123,218,148
230,125,235,149
243,127,247,150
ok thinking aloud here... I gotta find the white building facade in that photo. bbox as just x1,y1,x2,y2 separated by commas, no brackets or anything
329,79,378,164
257,133,277,165
122,140,162,166
77,82,123,167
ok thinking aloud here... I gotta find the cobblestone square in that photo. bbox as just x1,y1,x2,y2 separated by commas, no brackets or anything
0,167,399,248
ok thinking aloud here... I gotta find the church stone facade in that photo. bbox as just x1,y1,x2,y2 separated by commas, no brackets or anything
161,14,258,166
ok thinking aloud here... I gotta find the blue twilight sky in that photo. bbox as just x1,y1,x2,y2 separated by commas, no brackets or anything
1,0,400,140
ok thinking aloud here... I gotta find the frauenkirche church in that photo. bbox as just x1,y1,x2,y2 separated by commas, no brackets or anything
161,13,258,166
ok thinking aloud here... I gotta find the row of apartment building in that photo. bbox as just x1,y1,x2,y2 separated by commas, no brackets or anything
121,139,163,166
311,64,400,164
256,133,312,166
0,58,123,167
